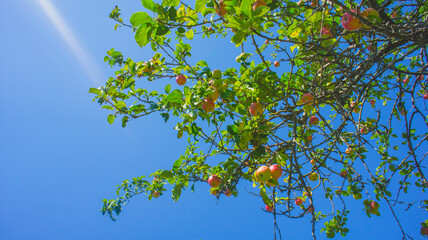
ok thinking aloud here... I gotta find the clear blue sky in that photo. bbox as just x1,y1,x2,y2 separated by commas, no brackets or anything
0,0,425,239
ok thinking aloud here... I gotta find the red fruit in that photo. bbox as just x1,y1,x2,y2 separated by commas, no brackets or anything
224,189,232,197
321,27,332,38
403,78,409,84
306,135,313,142
274,61,280,67
391,11,398,19
295,198,303,206
265,205,274,212
208,175,221,187
215,1,227,16
176,74,186,85
341,10,362,31
249,102,264,117
270,164,283,179
202,98,215,113
265,39,269,44
256,166,272,182
370,201,379,210
424,94,428,100
360,127,368,134
302,93,314,105
252,0,267,11
421,226,428,236
340,170,348,177
370,100,376,105
310,159,316,165
308,116,319,126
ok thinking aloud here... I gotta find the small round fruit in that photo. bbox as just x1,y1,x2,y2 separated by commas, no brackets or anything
353,192,362,200
256,166,272,182
307,204,314,213
269,164,283,179
421,226,428,236
249,102,264,117
309,172,319,181
310,159,316,165
370,201,379,210
424,94,428,100
215,1,227,16
341,10,362,31
202,98,215,113
211,189,219,196
274,61,280,67
207,88,219,101
340,170,348,177
370,100,376,106
306,135,313,142
212,69,222,79
176,74,186,85
208,175,221,188
353,106,361,113
403,78,409,84
360,127,368,134
224,189,232,197
308,116,319,126
152,191,160,198
252,0,267,11
321,27,332,38
295,198,303,206
265,205,274,212
302,93,314,105
345,147,354,155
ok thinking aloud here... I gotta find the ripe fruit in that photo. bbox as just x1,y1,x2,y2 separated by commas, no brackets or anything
370,100,376,107
307,204,314,213
309,172,319,181
295,198,303,206
421,226,428,236
370,201,379,210
211,189,219,196
308,116,319,126
402,78,409,84
360,127,368,134
274,61,280,67
302,93,314,105
353,192,362,200
345,147,354,155
321,27,332,38
208,175,221,188
361,8,380,27
252,0,266,11
152,191,160,198
176,74,186,85
265,205,274,212
256,166,272,182
341,10,362,31
212,69,222,79
224,189,232,197
306,135,313,142
202,98,215,113
270,164,283,179
207,88,219,101
265,39,269,44
391,11,398,19
340,170,348,177
249,102,264,117
310,159,316,165
424,94,428,100
215,1,227,16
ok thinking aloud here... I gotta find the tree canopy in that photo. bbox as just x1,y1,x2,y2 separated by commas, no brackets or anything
90,0,428,238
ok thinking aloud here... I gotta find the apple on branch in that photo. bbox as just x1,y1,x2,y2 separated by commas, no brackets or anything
176,74,186,85
208,175,221,188
341,10,362,31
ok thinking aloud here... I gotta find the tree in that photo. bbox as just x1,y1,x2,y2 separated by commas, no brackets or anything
90,0,428,238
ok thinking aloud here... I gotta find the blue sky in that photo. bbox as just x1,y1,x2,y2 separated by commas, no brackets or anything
0,0,425,239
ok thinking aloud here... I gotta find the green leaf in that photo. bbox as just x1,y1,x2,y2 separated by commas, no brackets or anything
130,12,153,27
89,88,102,95
162,0,179,7
260,187,272,207
232,32,245,46
240,0,252,17
135,23,152,47
165,84,171,93
185,29,194,40
107,114,115,125
156,25,169,36
160,170,174,178
141,0,156,12
172,183,182,201
195,0,209,12
167,89,183,104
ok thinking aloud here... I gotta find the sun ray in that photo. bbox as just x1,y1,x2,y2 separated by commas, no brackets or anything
36,0,104,85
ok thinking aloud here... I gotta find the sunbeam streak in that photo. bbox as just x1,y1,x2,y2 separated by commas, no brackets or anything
36,0,104,85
